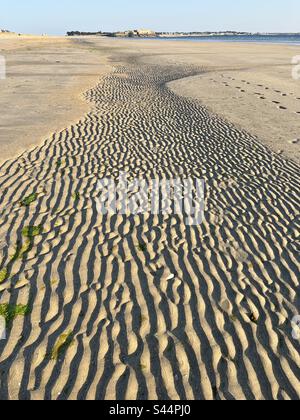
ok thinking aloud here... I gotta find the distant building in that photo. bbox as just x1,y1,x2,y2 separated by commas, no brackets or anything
112,29,156,38
134,29,156,37
114,31,128,37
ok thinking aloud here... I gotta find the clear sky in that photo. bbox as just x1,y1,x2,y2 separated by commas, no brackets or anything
1,0,299,35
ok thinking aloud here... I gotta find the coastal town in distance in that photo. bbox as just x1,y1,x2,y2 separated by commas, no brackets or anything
66,28,300,38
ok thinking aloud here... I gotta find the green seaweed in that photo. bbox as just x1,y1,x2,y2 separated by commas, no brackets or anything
0,303,30,323
49,330,74,361
22,225,43,238
72,192,80,201
20,193,38,207
0,268,8,284
137,243,146,252
10,239,31,262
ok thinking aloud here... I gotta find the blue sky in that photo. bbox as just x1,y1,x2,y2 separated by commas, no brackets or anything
1,0,299,35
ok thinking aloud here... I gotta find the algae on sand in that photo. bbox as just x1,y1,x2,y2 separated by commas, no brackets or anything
49,330,74,361
20,192,38,207
22,225,43,238
0,303,30,323
72,192,80,201
0,267,8,284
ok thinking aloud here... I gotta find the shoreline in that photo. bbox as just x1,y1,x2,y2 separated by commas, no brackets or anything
142,37,300,46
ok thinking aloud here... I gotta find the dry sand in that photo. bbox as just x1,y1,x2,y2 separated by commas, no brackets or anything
0,37,299,400
166,42,300,164
101,38,300,163
0,35,111,163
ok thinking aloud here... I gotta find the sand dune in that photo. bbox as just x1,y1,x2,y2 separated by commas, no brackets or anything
0,40,300,400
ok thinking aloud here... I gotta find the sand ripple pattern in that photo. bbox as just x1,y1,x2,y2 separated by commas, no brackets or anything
0,63,300,400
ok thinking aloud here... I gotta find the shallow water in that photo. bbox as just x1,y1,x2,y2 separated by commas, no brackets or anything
146,35,300,45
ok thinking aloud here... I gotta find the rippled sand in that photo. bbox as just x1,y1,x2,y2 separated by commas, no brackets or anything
0,38,299,400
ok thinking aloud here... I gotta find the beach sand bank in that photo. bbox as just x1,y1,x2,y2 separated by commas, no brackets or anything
0,37,299,400
0,35,111,163
91,38,300,163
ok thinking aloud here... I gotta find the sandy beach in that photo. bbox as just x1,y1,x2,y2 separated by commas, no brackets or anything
0,35,111,163
0,36,299,400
